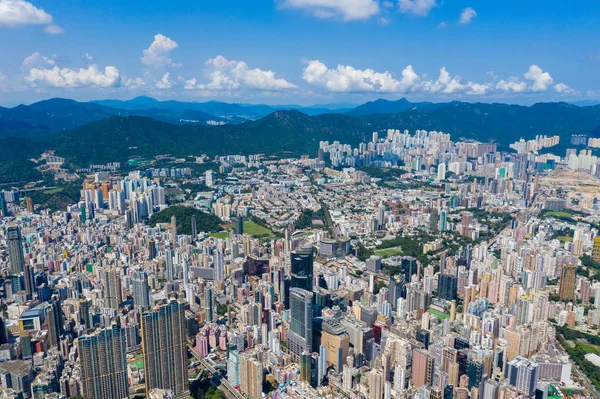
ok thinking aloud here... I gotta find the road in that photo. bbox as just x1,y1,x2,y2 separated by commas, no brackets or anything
188,344,245,399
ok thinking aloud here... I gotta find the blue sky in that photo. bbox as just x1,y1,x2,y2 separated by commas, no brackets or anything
0,0,599,106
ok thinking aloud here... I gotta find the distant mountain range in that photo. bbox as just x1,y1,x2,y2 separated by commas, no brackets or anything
0,96,355,140
1,96,600,182
93,96,354,119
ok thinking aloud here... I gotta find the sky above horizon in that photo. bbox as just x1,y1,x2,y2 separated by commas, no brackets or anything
0,0,599,106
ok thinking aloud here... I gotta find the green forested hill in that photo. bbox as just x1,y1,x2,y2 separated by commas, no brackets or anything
4,100,600,173
148,206,223,235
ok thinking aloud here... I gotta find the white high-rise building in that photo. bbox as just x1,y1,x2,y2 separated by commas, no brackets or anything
437,163,446,181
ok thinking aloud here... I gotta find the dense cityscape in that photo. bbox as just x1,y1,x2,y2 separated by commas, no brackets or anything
3,1,600,399
1,127,600,399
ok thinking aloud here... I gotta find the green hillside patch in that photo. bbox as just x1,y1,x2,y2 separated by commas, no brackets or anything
209,221,273,239
374,246,403,258
210,231,230,239
149,206,223,235
244,221,274,237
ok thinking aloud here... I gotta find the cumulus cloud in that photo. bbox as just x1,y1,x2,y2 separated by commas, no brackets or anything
458,7,476,24
141,34,181,68
303,61,572,97
302,60,420,93
554,83,577,95
186,55,297,92
523,65,553,92
278,0,379,21
25,64,121,88
184,78,197,90
22,52,55,70
399,0,436,17
495,78,527,93
423,67,491,95
155,72,174,89
0,0,63,33
0,0,51,26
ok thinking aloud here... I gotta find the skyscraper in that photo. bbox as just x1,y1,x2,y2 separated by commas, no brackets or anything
438,273,458,301
236,215,244,235
412,349,434,387
141,300,189,396
46,296,63,347
291,246,314,292
286,288,313,355
367,369,384,399
227,349,241,387
79,298,92,329
593,237,600,263
78,324,128,399
147,239,157,260
483,379,499,399
401,257,417,284
7,226,25,275
506,356,539,397
214,249,224,281
239,353,262,399
171,215,177,249
191,214,197,240
165,248,175,281
558,264,576,301
101,268,122,309
132,270,150,309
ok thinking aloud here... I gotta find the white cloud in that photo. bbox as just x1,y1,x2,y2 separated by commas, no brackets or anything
44,23,63,34
423,67,491,95
466,83,491,95
0,0,62,34
399,0,436,17
25,64,121,88
184,78,197,90
123,76,145,90
141,34,181,68
188,55,298,92
437,21,447,29
302,60,420,93
554,83,577,95
458,7,476,24
0,0,51,27
22,52,55,70
495,78,528,93
155,72,174,89
279,0,380,21
303,62,572,97
523,65,553,92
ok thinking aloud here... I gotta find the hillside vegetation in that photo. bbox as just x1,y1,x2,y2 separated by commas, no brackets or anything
148,206,223,235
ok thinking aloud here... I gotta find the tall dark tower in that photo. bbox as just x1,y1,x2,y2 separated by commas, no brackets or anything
191,215,198,240
291,246,314,292
236,216,244,235
47,296,64,347
7,226,25,275
147,239,157,260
